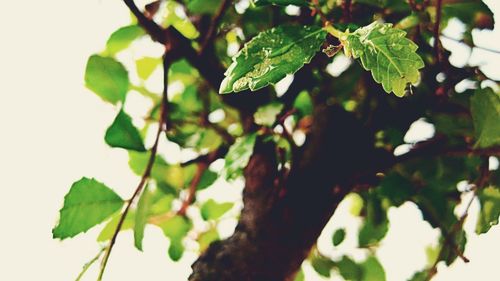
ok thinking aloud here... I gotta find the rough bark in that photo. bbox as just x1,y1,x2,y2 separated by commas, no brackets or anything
190,104,385,281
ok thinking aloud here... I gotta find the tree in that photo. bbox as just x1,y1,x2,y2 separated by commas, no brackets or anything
52,0,500,280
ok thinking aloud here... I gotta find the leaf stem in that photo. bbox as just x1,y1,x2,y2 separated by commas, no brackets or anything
75,247,106,281
323,24,344,40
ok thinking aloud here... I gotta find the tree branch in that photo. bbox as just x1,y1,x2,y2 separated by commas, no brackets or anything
433,0,443,63
200,0,231,54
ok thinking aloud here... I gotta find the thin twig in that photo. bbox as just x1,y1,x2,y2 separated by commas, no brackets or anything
177,162,209,216
200,0,231,54
97,49,172,281
433,0,443,63
75,247,106,281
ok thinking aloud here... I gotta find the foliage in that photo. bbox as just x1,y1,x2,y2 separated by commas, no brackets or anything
54,0,500,280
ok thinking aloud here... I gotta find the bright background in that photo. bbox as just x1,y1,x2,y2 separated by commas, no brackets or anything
0,0,499,280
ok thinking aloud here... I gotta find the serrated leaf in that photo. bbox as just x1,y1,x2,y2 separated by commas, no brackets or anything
106,25,145,55
341,22,424,97
200,199,234,220
105,110,146,152
85,55,129,104
332,228,346,246
476,186,500,234
252,0,309,6
470,88,500,148
220,25,326,94
134,186,153,251
53,178,124,239
223,133,257,180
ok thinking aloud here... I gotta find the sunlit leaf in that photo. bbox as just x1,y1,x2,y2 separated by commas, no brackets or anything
85,55,129,104
106,25,145,55
220,25,326,93
53,178,124,239
136,57,161,80
341,22,424,97
200,199,234,221
134,186,153,251
476,186,500,234
158,216,192,261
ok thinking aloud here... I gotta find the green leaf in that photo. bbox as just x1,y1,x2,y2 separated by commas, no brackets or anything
164,1,199,39
293,91,313,117
220,25,326,94
442,1,494,30
198,227,219,252
358,192,389,247
105,110,146,152
200,199,234,220
197,169,218,190
378,173,414,207
97,211,135,242
134,186,153,251
254,102,284,126
128,152,185,188
470,88,500,148
360,256,386,281
53,178,124,239
341,22,424,97
311,254,335,277
106,25,145,55
294,269,305,281
223,133,257,180
336,256,363,280
85,55,129,104
158,216,192,261
252,0,309,6
187,0,223,15
332,228,346,246
136,57,161,80
476,186,500,234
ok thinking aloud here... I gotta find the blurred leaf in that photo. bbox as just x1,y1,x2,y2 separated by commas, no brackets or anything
471,88,500,148
106,25,145,55
201,199,234,220
254,102,284,126
223,133,257,180
442,0,494,30
336,256,363,280
252,0,308,6
360,256,386,281
311,254,335,277
341,22,424,97
187,0,222,14
97,211,135,242
105,110,146,151
476,186,500,234
378,173,414,207
332,228,346,246
128,152,185,188
158,216,192,261
134,186,153,251
358,192,389,247
164,1,199,39
53,178,124,239
294,269,305,281
198,227,219,252
136,57,161,80
220,25,326,93
197,169,218,190
293,91,313,117
85,55,129,104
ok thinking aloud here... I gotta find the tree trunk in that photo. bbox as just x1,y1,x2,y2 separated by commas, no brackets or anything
190,105,386,281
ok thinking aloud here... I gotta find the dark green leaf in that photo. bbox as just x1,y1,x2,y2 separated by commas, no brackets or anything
223,133,257,180
187,0,222,14
470,88,500,148
85,55,129,104
332,228,346,246
53,178,124,239
336,256,363,280
200,199,234,220
341,22,424,97
106,25,145,55
360,256,386,281
220,25,326,93
105,110,146,151
476,186,500,234
378,173,414,207
311,254,335,277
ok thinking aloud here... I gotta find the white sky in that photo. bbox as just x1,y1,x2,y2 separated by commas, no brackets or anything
0,0,499,280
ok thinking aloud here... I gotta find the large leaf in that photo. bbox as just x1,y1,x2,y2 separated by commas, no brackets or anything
470,88,500,148
106,25,145,55
223,133,257,180
85,55,129,104
53,178,124,239
105,110,146,152
252,0,309,6
220,25,326,94
341,22,424,97
476,186,500,234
